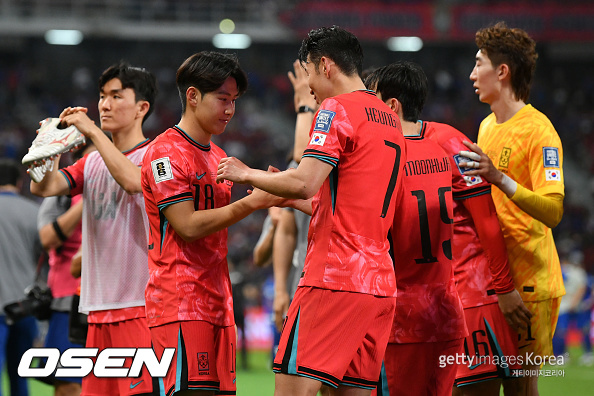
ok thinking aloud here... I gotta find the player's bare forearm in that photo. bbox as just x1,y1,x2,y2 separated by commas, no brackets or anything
218,160,310,199
39,199,83,250
164,192,271,242
497,289,532,330
29,157,70,197
70,247,82,278
272,210,296,331
61,107,142,194
88,134,142,194
293,112,315,163
253,224,276,268
273,210,297,294
286,198,313,216
218,157,330,200
289,59,317,162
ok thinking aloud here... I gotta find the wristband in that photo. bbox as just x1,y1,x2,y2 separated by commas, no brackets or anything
499,173,518,197
297,105,315,114
52,219,67,242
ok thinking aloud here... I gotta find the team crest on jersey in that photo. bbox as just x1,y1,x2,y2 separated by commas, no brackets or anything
310,133,327,146
313,110,336,133
545,169,561,181
543,147,560,168
454,154,483,186
151,157,173,183
498,147,511,168
197,352,209,372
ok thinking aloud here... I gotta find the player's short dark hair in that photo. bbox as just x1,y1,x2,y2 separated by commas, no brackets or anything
0,158,22,186
98,62,158,124
475,21,538,102
298,26,363,77
364,61,427,123
176,51,248,114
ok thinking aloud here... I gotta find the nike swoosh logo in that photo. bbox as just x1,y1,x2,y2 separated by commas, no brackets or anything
130,380,143,389
468,363,482,370
519,344,531,349
196,172,206,180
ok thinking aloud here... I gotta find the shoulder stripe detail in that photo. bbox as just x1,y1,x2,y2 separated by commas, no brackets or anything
173,125,211,151
157,192,194,209
59,169,75,190
453,185,491,200
303,149,338,167
302,154,338,167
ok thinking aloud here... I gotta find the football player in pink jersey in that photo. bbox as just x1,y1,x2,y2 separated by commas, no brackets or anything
141,51,284,396
367,61,531,396
217,26,406,396
30,63,160,396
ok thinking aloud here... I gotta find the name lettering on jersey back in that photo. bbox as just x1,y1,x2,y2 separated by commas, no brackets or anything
364,107,400,128
404,156,450,177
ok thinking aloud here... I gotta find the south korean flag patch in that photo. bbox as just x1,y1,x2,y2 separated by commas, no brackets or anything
151,157,173,183
310,133,327,146
545,169,561,181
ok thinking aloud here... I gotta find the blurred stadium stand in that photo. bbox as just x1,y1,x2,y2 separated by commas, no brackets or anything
1,0,593,278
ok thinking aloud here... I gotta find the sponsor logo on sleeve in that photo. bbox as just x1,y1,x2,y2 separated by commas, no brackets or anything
545,169,561,181
151,157,173,183
543,147,560,168
310,133,327,146
313,110,336,133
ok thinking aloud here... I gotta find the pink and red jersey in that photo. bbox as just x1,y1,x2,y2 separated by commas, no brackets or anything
141,126,234,328
299,90,406,297
389,126,466,343
60,141,151,322
425,122,514,308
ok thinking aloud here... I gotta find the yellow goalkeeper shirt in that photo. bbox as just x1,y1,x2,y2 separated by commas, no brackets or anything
477,104,565,301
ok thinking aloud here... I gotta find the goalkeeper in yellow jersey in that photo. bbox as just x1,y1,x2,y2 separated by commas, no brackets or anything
460,22,565,396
